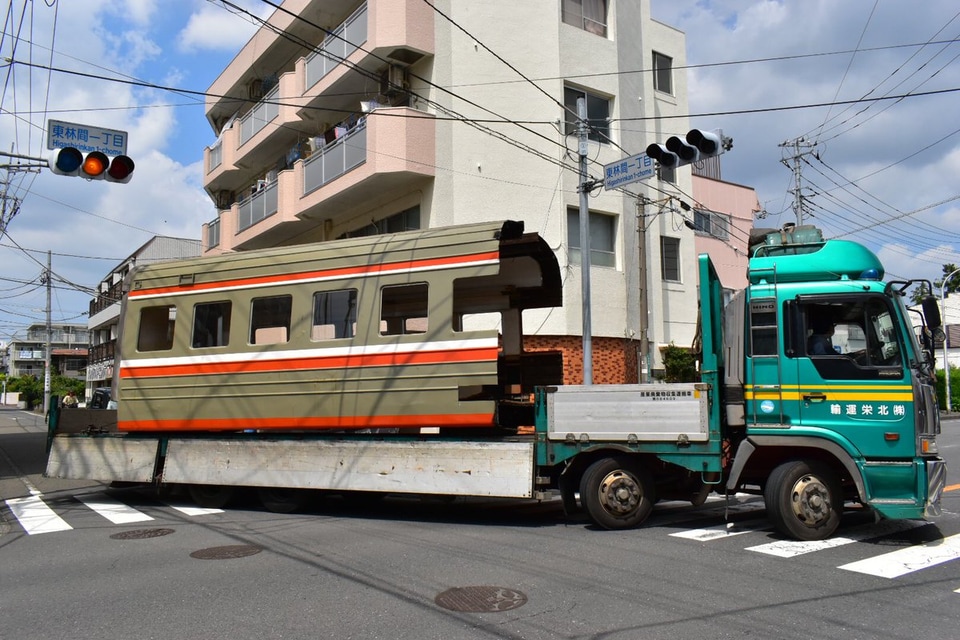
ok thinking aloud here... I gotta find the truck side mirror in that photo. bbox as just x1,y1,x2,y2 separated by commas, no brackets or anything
922,295,942,329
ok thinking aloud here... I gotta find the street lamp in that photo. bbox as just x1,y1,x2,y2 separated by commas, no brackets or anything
941,267,960,412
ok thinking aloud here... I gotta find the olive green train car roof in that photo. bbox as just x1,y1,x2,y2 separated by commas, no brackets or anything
127,219,561,309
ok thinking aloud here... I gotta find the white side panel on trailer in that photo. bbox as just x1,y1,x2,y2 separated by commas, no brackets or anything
162,439,537,497
545,383,710,442
46,437,159,483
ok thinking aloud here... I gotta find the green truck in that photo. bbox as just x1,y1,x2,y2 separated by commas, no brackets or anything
46,220,946,540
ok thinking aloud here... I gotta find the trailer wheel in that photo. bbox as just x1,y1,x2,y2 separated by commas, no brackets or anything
579,457,655,530
258,487,309,514
188,484,235,509
764,460,841,541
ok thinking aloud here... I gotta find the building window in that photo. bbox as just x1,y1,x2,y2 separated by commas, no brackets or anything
561,0,607,36
653,52,673,95
564,86,611,144
567,208,616,268
660,236,681,282
693,209,730,240
340,206,420,239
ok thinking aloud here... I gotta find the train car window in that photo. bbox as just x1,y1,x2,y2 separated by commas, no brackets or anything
381,283,428,336
192,301,232,348
137,305,176,352
250,295,292,344
312,289,357,340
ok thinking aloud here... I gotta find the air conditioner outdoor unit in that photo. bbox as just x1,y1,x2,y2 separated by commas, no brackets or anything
216,190,232,209
380,65,406,96
248,79,264,100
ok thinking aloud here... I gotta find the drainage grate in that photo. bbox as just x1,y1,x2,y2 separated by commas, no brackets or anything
435,586,528,612
110,528,175,540
190,544,262,560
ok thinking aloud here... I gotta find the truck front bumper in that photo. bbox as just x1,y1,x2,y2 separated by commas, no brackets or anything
925,458,947,518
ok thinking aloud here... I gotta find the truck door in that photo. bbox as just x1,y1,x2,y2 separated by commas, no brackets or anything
790,294,914,458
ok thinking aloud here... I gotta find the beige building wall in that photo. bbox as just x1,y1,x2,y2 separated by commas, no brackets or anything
201,0,701,380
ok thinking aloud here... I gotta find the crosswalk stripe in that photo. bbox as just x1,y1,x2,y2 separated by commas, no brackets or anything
76,494,154,524
168,503,225,516
669,518,768,541
5,495,73,535
747,519,930,558
838,532,960,578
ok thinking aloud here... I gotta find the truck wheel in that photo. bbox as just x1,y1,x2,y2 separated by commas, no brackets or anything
188,484,235,509
764,461,841,541
579,457,655,530
258,487,309,514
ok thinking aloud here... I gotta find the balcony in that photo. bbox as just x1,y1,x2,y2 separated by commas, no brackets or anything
304,4,368,90
212,106,435,253
296,0,434,126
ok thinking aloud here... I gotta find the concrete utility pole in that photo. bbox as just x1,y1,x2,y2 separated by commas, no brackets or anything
43,251,52,415
779,137,817,226
942,267,960,412
577,97,593,385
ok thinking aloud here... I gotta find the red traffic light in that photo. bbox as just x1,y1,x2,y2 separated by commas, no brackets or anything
107,155,135,183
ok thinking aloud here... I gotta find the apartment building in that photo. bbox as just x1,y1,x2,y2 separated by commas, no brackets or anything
7,323,88,380
86,236,201,399
201,0,698,382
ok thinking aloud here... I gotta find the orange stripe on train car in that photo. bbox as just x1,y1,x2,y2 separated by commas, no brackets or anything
119,346,499,379
128,250,502,298
117,412,496,432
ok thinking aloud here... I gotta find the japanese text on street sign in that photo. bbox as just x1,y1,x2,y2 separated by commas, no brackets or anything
603,153,655,190
46,119,128,156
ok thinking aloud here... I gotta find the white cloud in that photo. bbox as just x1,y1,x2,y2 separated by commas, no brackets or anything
178,2,264,53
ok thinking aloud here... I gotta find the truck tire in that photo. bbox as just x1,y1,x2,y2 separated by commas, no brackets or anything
579,457,655,530
764,460,841,541
188,484,235,509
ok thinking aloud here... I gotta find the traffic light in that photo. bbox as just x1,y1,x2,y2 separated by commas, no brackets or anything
646,129,729,169
49,147,135,183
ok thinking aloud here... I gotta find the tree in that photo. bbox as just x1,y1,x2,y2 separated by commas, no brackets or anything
937,263,960,297
661,344,697,383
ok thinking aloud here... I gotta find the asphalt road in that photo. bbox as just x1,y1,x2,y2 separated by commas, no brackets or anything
2,406,960,640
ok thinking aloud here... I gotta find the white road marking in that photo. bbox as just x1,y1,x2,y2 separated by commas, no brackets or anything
167,503,225,516
5,495,73,535
747,519,930,558
669,518,768,541
839,533,960,578
76,494,154,524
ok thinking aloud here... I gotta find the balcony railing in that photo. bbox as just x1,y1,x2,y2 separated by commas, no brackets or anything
89,341,116,364
238,180,279,232
303,120,367,196
89,280,124,317
207,216,221,248
208,140,223,173
304,3,368,90
239,85,280,146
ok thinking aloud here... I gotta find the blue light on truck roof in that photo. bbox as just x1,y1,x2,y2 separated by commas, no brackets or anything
859,268,881,280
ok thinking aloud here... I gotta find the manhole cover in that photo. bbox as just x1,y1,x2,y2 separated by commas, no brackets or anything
190,544,262,560
110,528,175,540
435,586,528,612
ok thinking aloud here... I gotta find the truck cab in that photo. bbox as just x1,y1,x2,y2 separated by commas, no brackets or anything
723,225,946,539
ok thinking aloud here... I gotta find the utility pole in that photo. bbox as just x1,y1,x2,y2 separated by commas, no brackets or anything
779,137,817,226
637,196,650,383
43,251,52,415
577,97,593,385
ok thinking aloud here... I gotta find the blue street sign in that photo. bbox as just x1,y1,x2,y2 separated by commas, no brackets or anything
603,153,655,190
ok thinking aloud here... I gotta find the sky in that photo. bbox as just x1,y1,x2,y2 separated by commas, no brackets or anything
1,0,959,348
